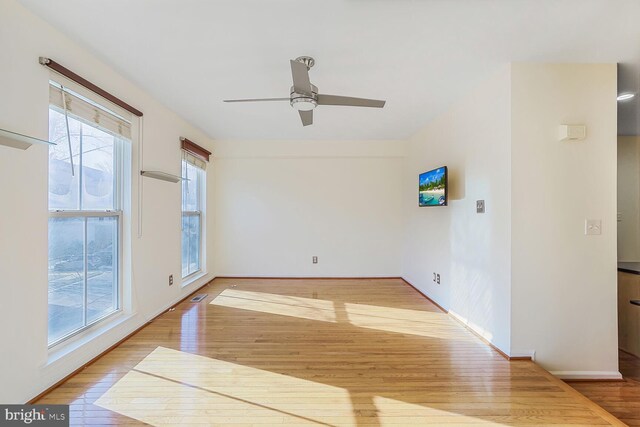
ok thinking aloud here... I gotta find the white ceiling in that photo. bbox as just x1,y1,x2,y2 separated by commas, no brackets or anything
18,0,640,140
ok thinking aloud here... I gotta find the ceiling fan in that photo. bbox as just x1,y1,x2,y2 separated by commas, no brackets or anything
223,56,386,126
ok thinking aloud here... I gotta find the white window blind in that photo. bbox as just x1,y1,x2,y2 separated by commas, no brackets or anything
182,150,206,171
49,81,132,140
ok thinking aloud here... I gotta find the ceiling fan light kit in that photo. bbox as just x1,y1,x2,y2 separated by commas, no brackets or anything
224,56,386,126
290,82,318,111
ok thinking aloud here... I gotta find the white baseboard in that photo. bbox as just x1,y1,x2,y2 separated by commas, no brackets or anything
510,350,536,361
551,371,623,380
447,309,511,357
28,277,214,403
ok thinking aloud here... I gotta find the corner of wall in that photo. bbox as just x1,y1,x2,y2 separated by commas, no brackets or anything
509,63,619,374
400,65,514,356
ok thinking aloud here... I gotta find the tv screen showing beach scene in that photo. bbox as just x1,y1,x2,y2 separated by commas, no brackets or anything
419,166,447,207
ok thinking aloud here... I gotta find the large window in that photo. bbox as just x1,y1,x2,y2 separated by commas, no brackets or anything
48,81,130,345
181,153,204,279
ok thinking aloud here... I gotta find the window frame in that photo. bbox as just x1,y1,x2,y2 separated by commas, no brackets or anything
47,87,128,348
181,157,205,281
47,210,123,347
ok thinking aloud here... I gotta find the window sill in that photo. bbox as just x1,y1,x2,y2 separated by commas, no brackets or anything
46,311,135,366
182,270,207,288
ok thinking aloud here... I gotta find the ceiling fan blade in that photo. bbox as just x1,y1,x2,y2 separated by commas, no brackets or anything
316,94,386,108
299,110,313,126
223,97,289,103
290,60,312,95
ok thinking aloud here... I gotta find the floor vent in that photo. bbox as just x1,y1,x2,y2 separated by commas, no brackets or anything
190,294,208,303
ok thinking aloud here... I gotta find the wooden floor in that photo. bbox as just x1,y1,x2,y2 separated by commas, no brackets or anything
568,350,640,426
36,278,624,425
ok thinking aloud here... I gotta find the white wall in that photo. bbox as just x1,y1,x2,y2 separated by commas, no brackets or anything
0,0,215,403
401,66,513,354
510,63,619,377
0,0,622,402
213,140,405,277
618,136,640,262
401,63,619,377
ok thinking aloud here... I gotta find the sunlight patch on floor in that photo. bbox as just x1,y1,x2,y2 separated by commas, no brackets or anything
211,289,338,322
42,279,620,426
343,302,473,340
95,346,355,426
94,346,508,426
211,289,473,340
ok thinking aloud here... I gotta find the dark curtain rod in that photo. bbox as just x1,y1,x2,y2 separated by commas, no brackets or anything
39,57,143,117
181,137,211,162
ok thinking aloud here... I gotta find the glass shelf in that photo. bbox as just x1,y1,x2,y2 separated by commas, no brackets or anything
140,170,183,183
0,127,56,150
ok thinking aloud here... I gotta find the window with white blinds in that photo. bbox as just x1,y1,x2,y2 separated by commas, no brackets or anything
49,81,132,140
47,78,131,346
182,150,206,171
181,151,205,279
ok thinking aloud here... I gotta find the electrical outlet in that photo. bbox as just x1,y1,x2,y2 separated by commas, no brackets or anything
433,272,436,282
169,274,174,286
312,256,318,264
436,274,440,284
476,200,485,213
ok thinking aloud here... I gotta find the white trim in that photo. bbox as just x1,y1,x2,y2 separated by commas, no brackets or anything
447,308,510,357
47,212,123,348
510,350,536,361
49,210,120,217
47,99,128,347
181,159,205,278
400,277,515,358
136,116,143,238
182,270,207,288
551,371,623,380
35,278,213,402
47,311,133,365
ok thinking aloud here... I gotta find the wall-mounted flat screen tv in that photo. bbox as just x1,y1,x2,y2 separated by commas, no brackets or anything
419,166,448,207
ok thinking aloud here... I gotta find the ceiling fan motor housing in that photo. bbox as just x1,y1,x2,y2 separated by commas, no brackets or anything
290,84,318,111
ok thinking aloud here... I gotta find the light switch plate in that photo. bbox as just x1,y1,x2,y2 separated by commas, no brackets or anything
585,219,602,235
559,124,587,141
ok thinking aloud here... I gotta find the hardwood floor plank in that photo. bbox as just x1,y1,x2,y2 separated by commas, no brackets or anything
568,350,640,426
35,278,623,425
